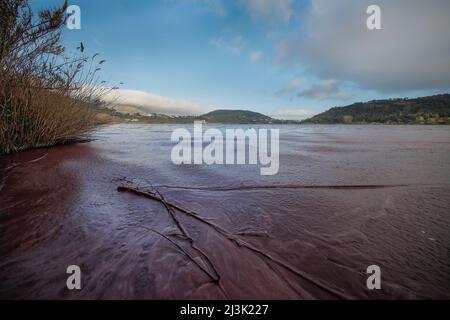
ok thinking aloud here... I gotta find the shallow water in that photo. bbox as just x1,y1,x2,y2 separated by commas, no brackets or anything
1,124,449,299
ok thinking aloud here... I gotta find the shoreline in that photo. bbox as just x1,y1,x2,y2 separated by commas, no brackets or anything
0,142,333,299
1,125,449,299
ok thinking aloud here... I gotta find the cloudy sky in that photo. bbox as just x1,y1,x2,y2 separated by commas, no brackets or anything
38,0,450,118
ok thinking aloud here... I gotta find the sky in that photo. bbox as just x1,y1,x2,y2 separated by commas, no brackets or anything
35,0,450,119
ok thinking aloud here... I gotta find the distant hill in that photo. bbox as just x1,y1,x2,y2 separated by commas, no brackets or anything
197,110,274,124
112,104,183,119
98,107,298,124
112,104,152,116
303,94,450,124
96,94,450,125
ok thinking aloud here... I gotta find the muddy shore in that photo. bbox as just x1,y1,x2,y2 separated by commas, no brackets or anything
0,144,340,299
1,124,449,299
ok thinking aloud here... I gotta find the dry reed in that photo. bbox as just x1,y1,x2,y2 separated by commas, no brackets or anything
0,0,113,154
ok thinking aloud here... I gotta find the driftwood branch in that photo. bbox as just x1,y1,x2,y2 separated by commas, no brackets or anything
117,185,352,299
117,185,229,297
137,226,219,285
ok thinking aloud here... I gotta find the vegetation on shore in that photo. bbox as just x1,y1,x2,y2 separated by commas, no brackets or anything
0,0,109,155
302,94,450,124
93,108,301,124
95,94,450,125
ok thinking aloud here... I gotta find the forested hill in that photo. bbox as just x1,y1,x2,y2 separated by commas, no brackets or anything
303,94,450,124
95,108,300,124
198,110,274,123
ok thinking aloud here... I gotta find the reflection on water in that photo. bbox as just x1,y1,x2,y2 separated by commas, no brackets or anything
0,124,449,299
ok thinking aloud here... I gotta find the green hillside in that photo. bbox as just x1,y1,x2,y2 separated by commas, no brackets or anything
198,110,274,124
303,94,450,124
99,107,297,124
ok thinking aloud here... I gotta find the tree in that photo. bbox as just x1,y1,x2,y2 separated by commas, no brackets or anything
342,115,353,124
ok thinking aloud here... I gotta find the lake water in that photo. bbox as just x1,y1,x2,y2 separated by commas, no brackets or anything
1,124,449,299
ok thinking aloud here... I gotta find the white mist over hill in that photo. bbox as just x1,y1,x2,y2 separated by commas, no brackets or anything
102,89,210,116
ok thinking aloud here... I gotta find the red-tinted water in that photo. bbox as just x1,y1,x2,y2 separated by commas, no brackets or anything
0,125,449,299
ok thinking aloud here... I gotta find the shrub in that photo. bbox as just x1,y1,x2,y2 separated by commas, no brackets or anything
0,0,110,154
342,115,353,124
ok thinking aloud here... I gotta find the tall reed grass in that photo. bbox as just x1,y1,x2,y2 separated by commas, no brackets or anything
0,0,111,154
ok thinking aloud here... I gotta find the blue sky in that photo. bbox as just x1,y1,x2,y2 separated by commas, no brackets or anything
34,0,450,118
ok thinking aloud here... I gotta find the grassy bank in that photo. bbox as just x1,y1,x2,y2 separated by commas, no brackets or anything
0,0,109,155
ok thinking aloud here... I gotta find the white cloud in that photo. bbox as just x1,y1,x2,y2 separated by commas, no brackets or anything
102,89,210,116
277,77,303,96
240,0,293,23
210,35,243,54
268,108,319,120
276,0,450,92
297,79,352,100
249,50,262,63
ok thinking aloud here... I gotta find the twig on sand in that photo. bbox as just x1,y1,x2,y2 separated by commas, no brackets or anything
137,226,221,286
117,184,228,297
117,184,352,299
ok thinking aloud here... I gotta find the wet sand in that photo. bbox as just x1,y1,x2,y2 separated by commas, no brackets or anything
1,124,449,299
